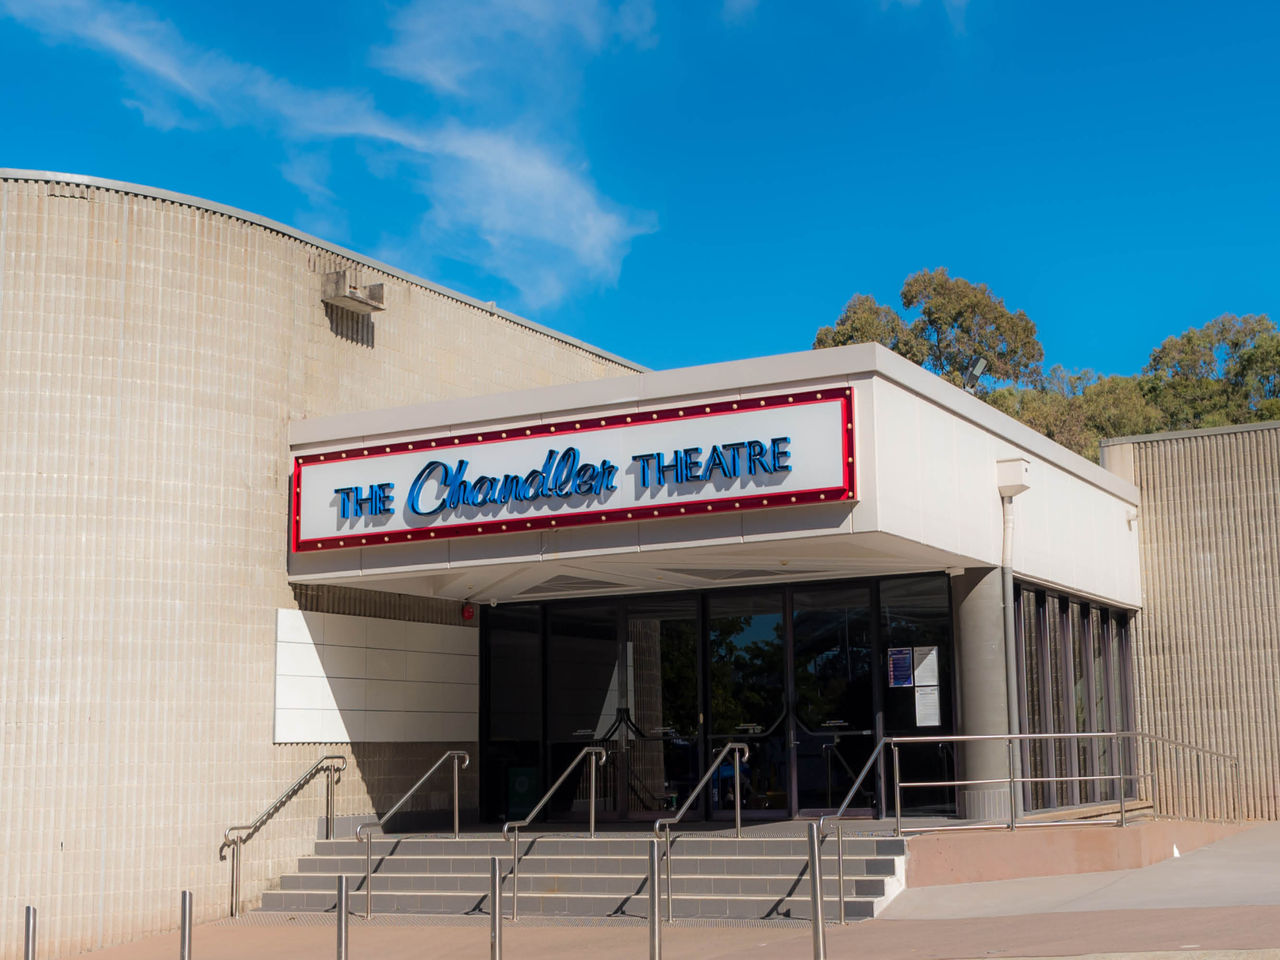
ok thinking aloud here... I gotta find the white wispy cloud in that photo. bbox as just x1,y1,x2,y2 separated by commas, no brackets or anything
424,123,655,305
0,0,653,307
376,0,656,97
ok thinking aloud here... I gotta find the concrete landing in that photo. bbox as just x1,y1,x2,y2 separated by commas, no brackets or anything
885,821,1280,919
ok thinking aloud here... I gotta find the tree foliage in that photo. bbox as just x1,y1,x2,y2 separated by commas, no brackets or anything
899,268,1044,387
1144,313,1280,429
814,269,1280,461
813,269,1043,389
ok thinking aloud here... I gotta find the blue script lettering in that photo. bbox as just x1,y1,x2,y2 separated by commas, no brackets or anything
406,447,618,518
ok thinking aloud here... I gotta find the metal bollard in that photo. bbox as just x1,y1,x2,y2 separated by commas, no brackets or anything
229,839,241,918
806,822,826,960
180,891,193,960
648,839,661,960
490,857,502,960
24,906,37,960
733,749,742,839
336,875,348,960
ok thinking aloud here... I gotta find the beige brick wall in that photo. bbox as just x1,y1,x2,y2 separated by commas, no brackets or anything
1103,423,1280,821
0,175,635,958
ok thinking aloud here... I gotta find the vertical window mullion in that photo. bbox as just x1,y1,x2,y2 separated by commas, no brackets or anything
1037,590,1056,808
1100,610,1117,800
1080,604,1099,803
1061,597,1080,806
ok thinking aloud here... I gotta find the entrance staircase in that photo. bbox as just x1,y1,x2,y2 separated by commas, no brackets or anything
259,827,906,921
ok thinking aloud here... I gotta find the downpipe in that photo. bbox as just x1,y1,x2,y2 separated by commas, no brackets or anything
1001,495,1023,818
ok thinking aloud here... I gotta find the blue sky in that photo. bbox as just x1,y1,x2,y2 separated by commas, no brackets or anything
2,0,1277,376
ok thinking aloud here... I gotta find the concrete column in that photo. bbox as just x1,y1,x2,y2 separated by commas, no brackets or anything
951,567,1013,821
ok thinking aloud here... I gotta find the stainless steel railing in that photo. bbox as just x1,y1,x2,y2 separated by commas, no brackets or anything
818,730,1241,926
223,754,347,917
652,741,749,923
356,749,470,918
816,739,886,924
502,746,607,921
886,731,1241,835
818,731,875,808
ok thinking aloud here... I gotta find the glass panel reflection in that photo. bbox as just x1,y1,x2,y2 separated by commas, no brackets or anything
793,584,875,811
624,595,699,813
708,590,787,814
881,575,955,816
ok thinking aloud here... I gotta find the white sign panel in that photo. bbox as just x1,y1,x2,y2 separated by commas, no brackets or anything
292,390,854,551
914,685,941,727
913,646,939,686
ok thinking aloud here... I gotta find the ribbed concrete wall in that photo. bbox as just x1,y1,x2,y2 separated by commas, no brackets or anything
0,174,634,958
1103,423,1280,821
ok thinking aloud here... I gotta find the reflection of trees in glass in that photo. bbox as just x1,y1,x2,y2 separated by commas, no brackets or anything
709,614,785,736
793,605,872,729
658,619,699,737
881,576,950,647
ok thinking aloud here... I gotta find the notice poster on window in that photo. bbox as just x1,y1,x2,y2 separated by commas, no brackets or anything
914,685,941,727
913,646,939,686
888,647,914,688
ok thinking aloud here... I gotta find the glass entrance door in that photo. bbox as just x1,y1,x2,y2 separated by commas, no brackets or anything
545,602,620,820
707,589,789,818
482,575,952,824
619,595,700,817
793,584,878,813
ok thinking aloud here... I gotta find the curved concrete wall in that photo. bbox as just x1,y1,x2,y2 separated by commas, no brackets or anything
0,173,635,957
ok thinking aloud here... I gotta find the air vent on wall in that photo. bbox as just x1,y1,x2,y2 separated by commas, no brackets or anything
322,269,385,314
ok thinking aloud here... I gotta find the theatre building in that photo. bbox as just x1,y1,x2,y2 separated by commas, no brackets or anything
287,345,1142,828
18,170,1278,959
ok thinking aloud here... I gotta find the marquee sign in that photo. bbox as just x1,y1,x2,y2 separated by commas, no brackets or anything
291,389,854,552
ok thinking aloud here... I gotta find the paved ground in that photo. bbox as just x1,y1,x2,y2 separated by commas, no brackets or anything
71,823,1280,960
883,822,1280,918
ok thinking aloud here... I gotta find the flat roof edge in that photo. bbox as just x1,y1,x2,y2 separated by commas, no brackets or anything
0,168,645,374
1100,419,1280,447
290,342,1140,505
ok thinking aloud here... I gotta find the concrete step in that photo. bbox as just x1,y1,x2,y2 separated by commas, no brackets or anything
313,836,906,859
260,826,907,921
295,853,898,878
259,888,878,921
276,871,887,899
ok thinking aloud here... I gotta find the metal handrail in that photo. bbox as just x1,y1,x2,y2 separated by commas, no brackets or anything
819,737,871,808
223,754,347,917
886,730,1238,760
501,746,607,921
356,749,469,919
884,730,1241,829
817,738,886,925
652,741,749,922
818,739,886,836
818,730,1241,926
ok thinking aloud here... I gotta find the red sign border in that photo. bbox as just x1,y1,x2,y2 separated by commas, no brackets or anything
291,388,855,552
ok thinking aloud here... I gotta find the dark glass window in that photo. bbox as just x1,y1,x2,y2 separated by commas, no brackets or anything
880,575,954,815
793,584,875,810
1016,584,1135,811
483,604,542,820
708,590,787,812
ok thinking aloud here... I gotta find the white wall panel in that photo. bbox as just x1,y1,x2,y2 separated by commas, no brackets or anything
865,378,1141,607
274,610,479,744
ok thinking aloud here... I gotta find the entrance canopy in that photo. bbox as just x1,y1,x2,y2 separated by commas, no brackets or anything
288,344,1140,609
